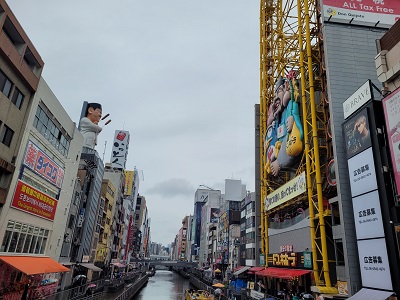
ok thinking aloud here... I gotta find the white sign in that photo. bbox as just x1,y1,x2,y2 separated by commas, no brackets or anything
82,255,90,263
343,81,371,119
357,238,392,291
110,130,130,169
347,148,377,197
264,172,306,211
352,190,385,240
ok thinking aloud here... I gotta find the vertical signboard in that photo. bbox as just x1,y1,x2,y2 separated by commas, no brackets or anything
343,103,393,291
110,130,130,169
382,88,400,204
124,170,134,196
322,0,400,28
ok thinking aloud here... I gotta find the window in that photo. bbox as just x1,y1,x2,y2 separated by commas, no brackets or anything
0,70,12,98
1,220,49,254
33,105,71,157
11,88,24,109
0,125,14,147
334,239,345,266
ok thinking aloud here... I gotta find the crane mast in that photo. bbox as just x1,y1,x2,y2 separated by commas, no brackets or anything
260,0,336,288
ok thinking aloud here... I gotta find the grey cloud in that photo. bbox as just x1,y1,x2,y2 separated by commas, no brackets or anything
146,178,195,198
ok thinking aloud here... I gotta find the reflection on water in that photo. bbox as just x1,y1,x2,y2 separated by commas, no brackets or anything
134,270,191,300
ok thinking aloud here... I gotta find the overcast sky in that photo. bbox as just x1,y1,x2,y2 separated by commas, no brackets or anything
7,0,260,246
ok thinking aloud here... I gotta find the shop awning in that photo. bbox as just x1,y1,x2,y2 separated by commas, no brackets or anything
233,266,251,276
110,262,125,268
347,288,393,300
80,263,103,272
0,256,70,275
255,267,311,279
248,266,265,272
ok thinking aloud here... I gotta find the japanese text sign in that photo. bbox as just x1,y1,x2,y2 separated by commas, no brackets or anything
11,180,58,221
111,130,130,169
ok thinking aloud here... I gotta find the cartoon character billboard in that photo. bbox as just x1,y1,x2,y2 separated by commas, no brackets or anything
264,71,304,176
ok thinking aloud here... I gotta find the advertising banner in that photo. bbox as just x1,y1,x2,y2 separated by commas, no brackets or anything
264,172,306,211
323,0,400,28
11,180,58,221
343,109,372,159
23,140,65,188
347,147,378,197
352,190,385,239
124,170,134,196
357,238,393,290
210,208,220,223
382,88,400,202
110,130,130,169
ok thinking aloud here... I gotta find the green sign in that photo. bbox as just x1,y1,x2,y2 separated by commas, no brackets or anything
259,254,265,266
303,251,312,269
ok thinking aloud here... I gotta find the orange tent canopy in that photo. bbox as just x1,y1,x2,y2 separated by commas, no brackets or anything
0,256,70,275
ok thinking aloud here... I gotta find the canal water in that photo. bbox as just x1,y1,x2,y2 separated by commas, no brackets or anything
134,270,192,300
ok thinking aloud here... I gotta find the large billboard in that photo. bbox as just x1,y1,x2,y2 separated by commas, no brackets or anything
264,72,304,177
11,180,58,221
343,109,372,159
382,88,400,202
23,140,65,188
110,130,130,169
323,0,400,28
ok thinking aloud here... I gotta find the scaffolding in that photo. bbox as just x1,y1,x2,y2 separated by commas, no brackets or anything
260,0,336,289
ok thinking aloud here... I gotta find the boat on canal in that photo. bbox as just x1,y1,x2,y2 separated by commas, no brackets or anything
185,289,213,300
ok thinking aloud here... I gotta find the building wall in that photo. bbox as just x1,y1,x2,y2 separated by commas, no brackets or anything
0,0,43,206
323,22,387,294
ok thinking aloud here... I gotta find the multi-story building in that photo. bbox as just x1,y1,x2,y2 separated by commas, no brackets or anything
239,192,259,268
194,188,221,265
94,179,115,269
0,0,43,213
103,164,125,262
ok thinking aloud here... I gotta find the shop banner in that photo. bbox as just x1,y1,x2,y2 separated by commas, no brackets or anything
352,190,385,240
357,238,392,291
11,180,58,221
23,140,65,188
323,0,400,27
267,252,313,269
264,172,306,211
382,88,400,203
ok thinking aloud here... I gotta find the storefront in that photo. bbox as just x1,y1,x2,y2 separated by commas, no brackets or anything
0,255,70,300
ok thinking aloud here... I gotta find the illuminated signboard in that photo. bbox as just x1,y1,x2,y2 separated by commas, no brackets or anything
23,140,65,188
11,180,58,221
323,0,400,28
267,252,312,269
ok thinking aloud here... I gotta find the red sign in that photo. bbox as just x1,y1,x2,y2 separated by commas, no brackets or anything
23,141,65,188
11,180,58,221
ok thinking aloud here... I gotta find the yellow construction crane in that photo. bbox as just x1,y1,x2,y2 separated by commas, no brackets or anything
259,0,337,291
